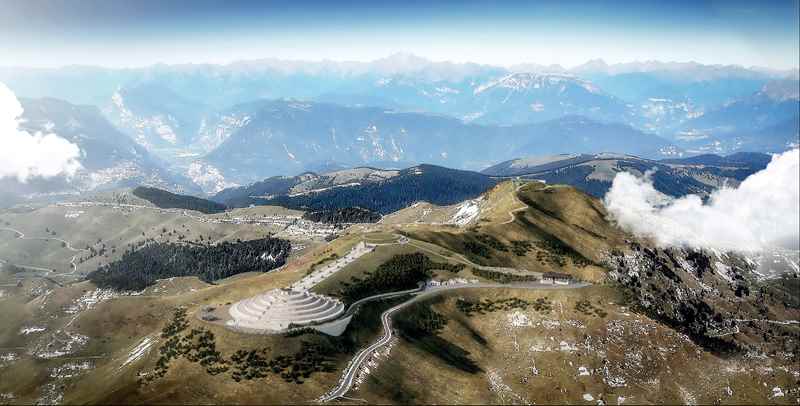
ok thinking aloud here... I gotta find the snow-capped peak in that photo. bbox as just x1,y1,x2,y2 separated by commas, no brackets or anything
473,72,601,95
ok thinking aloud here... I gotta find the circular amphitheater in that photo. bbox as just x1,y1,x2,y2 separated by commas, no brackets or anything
226,288,345,333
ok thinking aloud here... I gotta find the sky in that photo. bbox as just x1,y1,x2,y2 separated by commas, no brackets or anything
0,0,798,69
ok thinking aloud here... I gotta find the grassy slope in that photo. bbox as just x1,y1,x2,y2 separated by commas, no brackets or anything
402,181,626,282
0,238,342,404
0,202,325,404
1,224,435,403
0,204,292,277
363,286,798,405
2,180,797,404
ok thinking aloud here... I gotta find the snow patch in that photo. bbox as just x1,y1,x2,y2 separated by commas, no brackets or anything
559,340,578,352
65,289,115,315
120,335,156,370
449,197,482,226
31,330,89,359
283,144,296,160
50,361,92,378
187,161,236,194
507,311,532,327
64,210,84,219
0,352,18,366
19,326,46,335
486,368,529,404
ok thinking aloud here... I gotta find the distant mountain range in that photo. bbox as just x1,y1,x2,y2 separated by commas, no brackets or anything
1,55,796,197
673,80,800,153
3,55,795,133
4,54,794,106
483,152,771,198
106,82,212,154
317,71,633,126
196,100,675,185
211,150,770,216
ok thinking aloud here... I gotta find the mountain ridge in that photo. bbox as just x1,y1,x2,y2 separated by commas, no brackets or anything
213,163,498,214
482,151,771,198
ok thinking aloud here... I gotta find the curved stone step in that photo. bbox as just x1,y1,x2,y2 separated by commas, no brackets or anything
227,288,345,332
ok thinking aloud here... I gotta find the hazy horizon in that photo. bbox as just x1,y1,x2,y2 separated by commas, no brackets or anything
2,0,798,70
2,52,799,72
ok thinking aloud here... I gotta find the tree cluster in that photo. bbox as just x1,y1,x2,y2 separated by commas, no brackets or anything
456,296,552,316
88,237,290,291
302,207,381,224
337,253,449,304
471,268,539,284
142,308,338,386
575,299,607,318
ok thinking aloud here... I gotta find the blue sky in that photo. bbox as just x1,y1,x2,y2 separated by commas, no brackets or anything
1,0,798,68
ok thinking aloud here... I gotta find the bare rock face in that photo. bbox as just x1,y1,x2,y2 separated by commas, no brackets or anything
604,242,800,357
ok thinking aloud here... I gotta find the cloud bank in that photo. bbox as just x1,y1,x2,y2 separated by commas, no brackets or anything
0,82,81,182
605,148,800,252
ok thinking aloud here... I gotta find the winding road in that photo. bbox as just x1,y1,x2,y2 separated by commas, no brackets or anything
342,287,422,318
318,281,589,402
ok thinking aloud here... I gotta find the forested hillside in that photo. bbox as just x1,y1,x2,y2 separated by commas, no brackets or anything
133,186,227,214
87,237,290,291
210,175,308,207
302,207,381,224
252,165,498,214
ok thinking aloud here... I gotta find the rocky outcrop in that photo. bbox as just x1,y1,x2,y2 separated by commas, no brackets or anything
605,242,799,357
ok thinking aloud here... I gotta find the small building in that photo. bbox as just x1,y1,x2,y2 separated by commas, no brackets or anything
542,272,572,285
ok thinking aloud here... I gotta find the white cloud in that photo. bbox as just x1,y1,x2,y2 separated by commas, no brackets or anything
0,82,81,182
605,149,799,252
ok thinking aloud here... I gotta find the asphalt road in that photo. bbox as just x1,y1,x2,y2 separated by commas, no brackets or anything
318,281,589,402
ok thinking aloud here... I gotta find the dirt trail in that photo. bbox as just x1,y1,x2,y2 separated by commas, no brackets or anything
0,226,89,275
